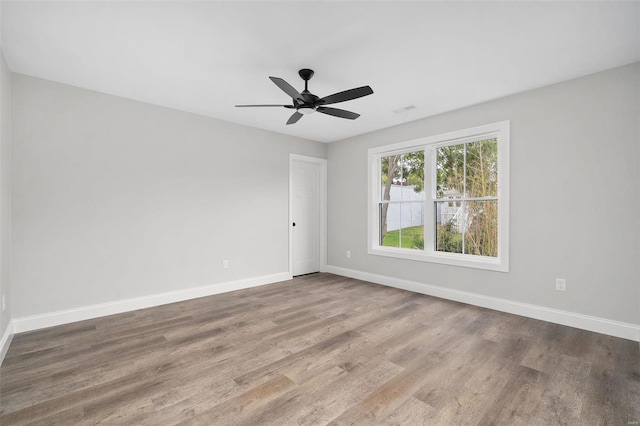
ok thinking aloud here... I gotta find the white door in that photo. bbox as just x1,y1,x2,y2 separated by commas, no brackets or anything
292,159,320,276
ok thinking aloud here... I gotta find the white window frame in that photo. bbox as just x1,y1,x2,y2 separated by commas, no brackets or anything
368,121,510,272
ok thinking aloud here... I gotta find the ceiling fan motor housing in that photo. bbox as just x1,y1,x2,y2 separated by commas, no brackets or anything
299,92,320,107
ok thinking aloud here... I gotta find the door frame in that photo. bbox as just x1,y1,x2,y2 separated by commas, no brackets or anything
289,154,327,277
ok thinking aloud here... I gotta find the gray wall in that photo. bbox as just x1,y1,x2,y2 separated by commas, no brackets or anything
327,63,640,325
7,63,640,328
0,52,12,337
11,74,325,318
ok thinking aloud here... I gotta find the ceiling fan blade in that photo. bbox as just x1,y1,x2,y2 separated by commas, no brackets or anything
269,77,304,102
286,112,303,125
318,86,373,105
235,104,293,107
316,107,360,120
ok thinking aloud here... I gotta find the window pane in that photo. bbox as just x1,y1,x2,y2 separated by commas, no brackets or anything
464,200,498,257
465,138,498,198
435,201,463,254
436,145,464,199
381,152,425,202
400,151,425,201
380,202,400,247
401,202,424,250
381,202,424,249
399,225,424,250
381,155,401,202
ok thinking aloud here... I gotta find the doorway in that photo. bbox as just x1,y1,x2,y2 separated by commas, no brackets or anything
289,154,327,277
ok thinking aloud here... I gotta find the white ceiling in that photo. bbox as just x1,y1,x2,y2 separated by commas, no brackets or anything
1,1,639,143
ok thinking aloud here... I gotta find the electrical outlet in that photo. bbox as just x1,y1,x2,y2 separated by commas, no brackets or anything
222,259,229,269
555,278,566,291
346,250,351,258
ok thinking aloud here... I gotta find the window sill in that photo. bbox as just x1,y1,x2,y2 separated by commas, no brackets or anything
368,246,509,272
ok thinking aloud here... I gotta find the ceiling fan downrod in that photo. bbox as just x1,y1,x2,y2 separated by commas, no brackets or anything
298,68,314,93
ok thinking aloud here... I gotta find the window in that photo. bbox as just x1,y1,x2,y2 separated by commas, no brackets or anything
368,121,509,271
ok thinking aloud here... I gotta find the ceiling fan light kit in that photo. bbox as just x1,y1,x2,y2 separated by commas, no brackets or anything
297,106,316,115
235,68,373,125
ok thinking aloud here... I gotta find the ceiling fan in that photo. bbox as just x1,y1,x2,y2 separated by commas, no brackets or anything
235,69,373,125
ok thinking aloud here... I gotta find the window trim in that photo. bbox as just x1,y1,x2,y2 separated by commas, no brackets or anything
368,121,510,272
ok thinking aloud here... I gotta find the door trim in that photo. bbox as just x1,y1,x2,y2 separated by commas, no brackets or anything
289,154,327,277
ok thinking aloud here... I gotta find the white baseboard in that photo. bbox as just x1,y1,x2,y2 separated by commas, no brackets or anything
327,265,640,342
1,320,14,366
12,272,292,334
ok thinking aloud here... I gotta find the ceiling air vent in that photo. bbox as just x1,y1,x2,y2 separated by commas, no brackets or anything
392,105,416,114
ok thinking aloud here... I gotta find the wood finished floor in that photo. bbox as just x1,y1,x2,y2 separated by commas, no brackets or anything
1,273,638,425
